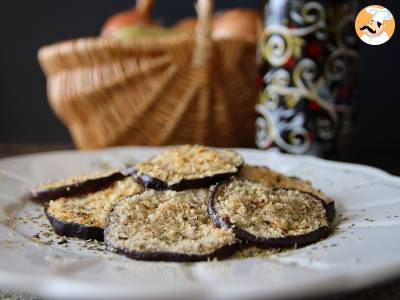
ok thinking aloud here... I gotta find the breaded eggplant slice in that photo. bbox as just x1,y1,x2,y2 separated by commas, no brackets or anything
105,189,238,262
134,145,244,191
46,177,144,241
240,165,335,221
30,167,134,202
208,179,330,248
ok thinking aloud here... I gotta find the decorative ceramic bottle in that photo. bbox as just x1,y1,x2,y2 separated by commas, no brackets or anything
256,0,359,158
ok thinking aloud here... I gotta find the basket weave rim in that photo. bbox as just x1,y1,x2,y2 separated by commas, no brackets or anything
39,34,256,53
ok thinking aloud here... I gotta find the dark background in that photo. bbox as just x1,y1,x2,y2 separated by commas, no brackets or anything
0,0,399,171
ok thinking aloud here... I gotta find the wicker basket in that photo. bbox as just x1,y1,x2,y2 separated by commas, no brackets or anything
38,0,258,149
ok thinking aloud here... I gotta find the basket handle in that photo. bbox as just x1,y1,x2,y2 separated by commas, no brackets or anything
192,0,213,66
136,0,154,15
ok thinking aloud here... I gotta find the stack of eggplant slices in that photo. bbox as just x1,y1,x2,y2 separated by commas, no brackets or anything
30,145,335,262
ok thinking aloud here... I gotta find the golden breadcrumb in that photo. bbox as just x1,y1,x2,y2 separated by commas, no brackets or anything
135,145,243,184
47,178,144,228
106,189,237,255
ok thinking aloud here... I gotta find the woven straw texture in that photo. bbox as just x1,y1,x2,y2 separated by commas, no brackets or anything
38,0,257,149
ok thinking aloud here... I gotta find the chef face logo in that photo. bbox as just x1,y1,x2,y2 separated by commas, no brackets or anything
355,5,395,45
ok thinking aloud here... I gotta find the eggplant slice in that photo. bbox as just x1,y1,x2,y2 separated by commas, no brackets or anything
46,177,144,241
105,189,238,262
30,167,134,202
208,179,330,248
239,165,336,222
134,145,244,191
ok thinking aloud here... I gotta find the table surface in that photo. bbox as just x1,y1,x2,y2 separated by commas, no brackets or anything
0,143,399,300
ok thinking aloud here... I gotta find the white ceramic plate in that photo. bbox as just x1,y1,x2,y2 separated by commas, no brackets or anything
0,147,400,300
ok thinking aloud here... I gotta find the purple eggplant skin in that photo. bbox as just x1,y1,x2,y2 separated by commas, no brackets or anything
208,183,332,248
30,167,135,203
135,164,243,191
105,242,238,262
326,202,336,223
45,208,104,241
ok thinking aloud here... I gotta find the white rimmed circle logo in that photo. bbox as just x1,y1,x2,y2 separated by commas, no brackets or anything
355,5,395,45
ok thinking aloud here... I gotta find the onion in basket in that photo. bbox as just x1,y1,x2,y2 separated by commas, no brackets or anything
172,8,262,40
111,25,177,39
101,0,155,36
173,17,198,32
212,8,262,40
